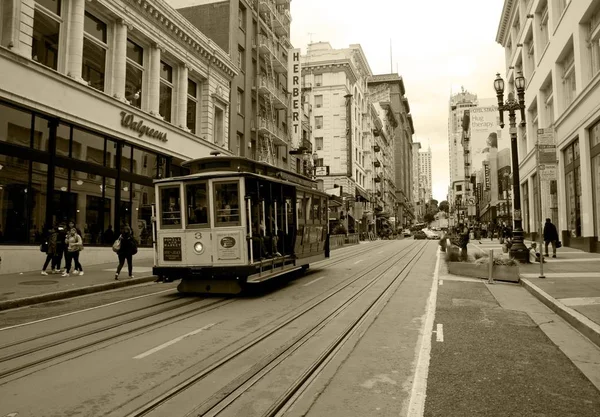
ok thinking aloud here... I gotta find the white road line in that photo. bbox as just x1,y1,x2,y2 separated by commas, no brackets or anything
436,324,444,342
0,288,177,332
303,276,325,287
134,323,216,359
407,248,441,417
560,297,600,307
354,259,364,264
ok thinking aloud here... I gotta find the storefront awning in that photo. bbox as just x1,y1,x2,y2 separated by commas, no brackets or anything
355,188,370,202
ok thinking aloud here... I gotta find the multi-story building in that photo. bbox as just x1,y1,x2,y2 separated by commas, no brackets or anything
412,141,422,221
448,89,478,206
301,42,373,233
370,101,397,221
178,0,294,168
368,74,415,228
0,0,236,273
419,146,432,201
496,0,600,252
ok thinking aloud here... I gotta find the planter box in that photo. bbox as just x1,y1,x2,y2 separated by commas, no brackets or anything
447,262,520,283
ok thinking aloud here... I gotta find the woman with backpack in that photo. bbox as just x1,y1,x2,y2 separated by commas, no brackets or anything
114,225,138,280
62,227,84,277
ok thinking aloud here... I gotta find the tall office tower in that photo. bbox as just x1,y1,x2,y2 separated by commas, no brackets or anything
419,147,433,202
412,141,422,220
448,88,478,205
178,0,292,168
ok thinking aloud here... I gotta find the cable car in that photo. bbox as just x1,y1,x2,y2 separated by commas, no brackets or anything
152,156,330,294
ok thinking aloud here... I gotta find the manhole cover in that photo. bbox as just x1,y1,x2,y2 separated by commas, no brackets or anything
20,280,59,286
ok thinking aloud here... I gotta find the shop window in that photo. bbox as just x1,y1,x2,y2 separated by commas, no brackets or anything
160,186,181,228
126,39,144,108
214,181,240,226
82,12,107,91
132,147,158,178
186,182,209,227
135,184,154,246
564,139,581,237
32,1,61,70
187,79,198,133
159,61,173,122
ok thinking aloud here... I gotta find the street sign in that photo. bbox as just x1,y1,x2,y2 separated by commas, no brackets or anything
537,128,555,145
539,165,557,181
466,197,476,205
538,145,557,164
315,166,329,176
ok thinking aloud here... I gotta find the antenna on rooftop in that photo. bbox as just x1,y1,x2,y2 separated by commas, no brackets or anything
308,32,316,45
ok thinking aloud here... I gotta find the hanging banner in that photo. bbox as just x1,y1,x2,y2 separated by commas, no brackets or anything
288,48,301,149
470,99,505,171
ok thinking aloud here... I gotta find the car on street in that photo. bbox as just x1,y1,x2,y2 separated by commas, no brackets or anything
402,228,412,237
423,229,440,240
413,230,427,240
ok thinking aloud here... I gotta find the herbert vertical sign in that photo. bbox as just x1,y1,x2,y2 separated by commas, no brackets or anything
288,48,301,149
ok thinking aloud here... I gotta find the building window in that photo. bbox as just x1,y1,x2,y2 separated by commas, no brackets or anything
590,120,600,244
214,105,225,146
315,95,323,108
159,61,173,122
32,0,62,70
556,0,571,20
564,139,581,237
125,39,144,108
187,79,198,134
237,46,245,70
538,2,549,52
82,12,107,91
589,4,600,79
237,88,244,115
315,116,323,129
543,81,554,127
561,49,576,110
314,74,322,86
238,3,246,30
315,137,323,150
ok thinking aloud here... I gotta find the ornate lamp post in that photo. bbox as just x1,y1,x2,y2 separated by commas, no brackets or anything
494,71,529,263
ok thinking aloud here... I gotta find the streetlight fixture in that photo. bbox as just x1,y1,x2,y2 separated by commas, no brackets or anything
494,71,529,263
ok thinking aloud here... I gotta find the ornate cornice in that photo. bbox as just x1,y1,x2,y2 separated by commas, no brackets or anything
496,0,515,45
129,0,237,79
302,60,358,85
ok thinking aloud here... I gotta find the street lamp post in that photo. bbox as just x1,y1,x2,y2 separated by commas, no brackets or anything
494,71,529,263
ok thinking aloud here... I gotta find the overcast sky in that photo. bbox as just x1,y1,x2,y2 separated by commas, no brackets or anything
169,0,506,202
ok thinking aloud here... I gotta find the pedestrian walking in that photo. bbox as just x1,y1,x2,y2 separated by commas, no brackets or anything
40,224,58,275
62,227,84,277
543,218,559,258
54,222,68,273
114,225,138,280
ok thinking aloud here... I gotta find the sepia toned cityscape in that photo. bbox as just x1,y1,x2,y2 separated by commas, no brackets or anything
0,0,599,416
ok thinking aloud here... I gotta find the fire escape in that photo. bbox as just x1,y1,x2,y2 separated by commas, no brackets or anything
252,0,291,165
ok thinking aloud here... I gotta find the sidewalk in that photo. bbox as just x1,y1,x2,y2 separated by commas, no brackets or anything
469,239,600,349
0,259,157,311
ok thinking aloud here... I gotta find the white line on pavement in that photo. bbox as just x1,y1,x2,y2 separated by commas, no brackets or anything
303,276,325,287
407,248,441,417
354,260,364,264
0,288,177,332
559,297,600,307
134,323,216,359
436,324,444,342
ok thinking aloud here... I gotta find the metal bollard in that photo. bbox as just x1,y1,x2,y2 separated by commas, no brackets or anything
488,249,494,284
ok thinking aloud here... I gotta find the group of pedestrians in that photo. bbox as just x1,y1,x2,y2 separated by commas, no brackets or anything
40,222,138,280
41,221,84,277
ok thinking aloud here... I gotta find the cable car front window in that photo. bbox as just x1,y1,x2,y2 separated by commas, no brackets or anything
214,181,241,226
160,186,182,228
186,182,209,228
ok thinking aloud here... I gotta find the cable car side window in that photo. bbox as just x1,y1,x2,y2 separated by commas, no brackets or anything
186,182,209,228
214,181,241,226
160,186,182,228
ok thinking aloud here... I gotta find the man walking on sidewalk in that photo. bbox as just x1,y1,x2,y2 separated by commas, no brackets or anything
543,218,559,258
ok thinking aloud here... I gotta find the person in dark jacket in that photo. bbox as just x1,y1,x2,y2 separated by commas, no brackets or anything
115,226,137,280
543,218,559,258
54,222,68,273
41,225,58,275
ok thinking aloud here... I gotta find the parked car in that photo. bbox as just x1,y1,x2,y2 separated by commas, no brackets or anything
413,230,427,240
423,229,440,240
403,228,412,237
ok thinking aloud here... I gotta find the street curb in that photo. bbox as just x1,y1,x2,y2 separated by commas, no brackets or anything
521,278,600,349
0,275,158,311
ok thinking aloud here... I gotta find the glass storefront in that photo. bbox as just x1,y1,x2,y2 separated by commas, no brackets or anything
564,139,582,237
0,100,187,246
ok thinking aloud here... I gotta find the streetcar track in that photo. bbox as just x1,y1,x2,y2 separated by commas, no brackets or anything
199,243,428,417
0,297,236,382
119,241,427,417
